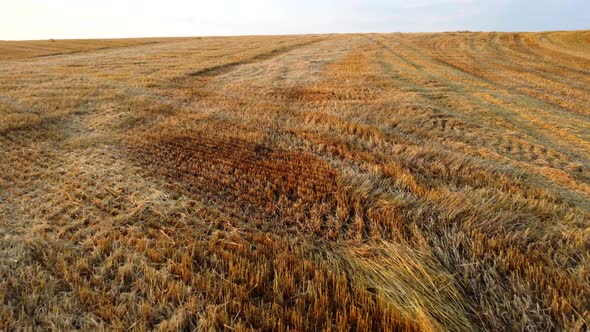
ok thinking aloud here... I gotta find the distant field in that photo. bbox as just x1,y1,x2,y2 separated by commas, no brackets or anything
1,31,589,331
0,38,194,61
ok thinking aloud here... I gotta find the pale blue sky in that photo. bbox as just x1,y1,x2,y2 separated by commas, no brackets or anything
1,0,589,40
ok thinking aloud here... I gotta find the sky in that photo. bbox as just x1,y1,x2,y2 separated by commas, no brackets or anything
1,0,589,40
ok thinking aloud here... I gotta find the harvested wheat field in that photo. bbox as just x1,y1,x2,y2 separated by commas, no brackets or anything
1,31,589,331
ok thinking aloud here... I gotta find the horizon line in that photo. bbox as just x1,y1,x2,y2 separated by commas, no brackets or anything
3,28,589,42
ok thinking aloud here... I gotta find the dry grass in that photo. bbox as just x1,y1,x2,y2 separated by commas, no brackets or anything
0,37,194,61
1,31,589,331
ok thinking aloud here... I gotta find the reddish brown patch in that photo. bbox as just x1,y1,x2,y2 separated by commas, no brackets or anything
132,132,342,236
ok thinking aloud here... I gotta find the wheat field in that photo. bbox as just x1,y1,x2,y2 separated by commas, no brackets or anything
1,31,589,331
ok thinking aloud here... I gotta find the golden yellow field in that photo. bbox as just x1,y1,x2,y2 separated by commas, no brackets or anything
1,31,589,331
0,38,194,61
